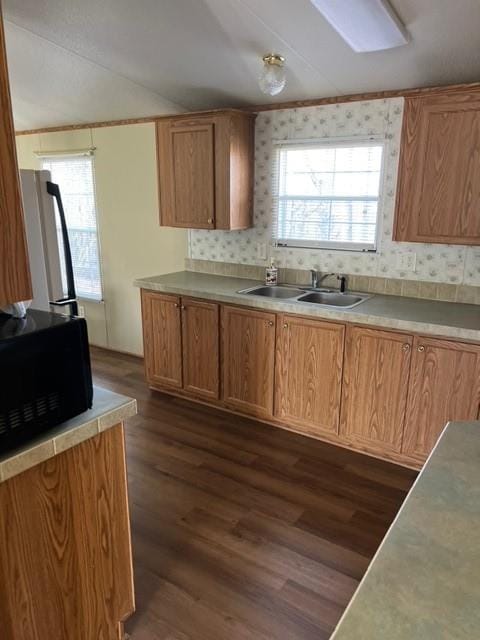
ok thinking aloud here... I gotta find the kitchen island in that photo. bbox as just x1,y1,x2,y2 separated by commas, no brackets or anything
0,386,137,640
331,420,480,639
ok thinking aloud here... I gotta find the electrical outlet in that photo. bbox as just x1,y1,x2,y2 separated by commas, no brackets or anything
397,252,416,272
257,243,267,260
78,305,85,317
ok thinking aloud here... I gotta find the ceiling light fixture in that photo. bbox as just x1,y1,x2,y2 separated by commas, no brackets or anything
309,0,409,52
259,54,286,96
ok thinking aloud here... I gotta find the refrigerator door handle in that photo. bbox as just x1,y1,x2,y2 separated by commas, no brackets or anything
46,181,78,316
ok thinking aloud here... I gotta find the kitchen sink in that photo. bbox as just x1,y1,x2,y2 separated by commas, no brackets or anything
297,291,367,308
237,284,371,308
238,285,305,299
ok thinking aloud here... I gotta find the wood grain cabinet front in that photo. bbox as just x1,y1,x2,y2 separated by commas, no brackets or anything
275,314,345,437
402,337,480,462
394,89,480,245
141,290,183,389
222,305,276,419
340,326,413,456
156,110,255,230
0,7,32,306
182,297,220,400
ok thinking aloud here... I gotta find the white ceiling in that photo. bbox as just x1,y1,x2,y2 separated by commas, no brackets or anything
4,0,480,130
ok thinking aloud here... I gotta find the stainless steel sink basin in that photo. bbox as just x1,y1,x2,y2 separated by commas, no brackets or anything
238,285,305,299
297,291,367,308
237,284,371,309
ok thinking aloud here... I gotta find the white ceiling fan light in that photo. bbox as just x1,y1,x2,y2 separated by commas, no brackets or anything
309,0,410,52
258,53,287,96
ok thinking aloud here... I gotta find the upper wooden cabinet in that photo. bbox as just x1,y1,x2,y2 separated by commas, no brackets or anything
156,110,255,230
222,305,276,419
275,314,345,437
0,8,32,306
340,326,413,456
402,337,480,462
394,89,480,245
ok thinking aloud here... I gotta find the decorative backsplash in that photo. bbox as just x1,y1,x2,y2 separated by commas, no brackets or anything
189,97,480,287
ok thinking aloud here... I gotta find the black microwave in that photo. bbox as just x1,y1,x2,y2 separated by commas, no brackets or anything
0,309,93,454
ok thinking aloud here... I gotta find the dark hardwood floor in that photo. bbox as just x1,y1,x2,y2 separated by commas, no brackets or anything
90,346,417,640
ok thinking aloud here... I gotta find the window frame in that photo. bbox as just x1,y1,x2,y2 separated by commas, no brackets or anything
273,136,386,253
40,151,104,302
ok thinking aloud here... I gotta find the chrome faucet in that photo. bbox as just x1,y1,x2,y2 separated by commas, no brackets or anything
310,270,347,293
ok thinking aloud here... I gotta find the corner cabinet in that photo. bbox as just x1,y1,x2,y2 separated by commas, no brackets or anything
141,290,219,399
0,7,32,306
394,89,480,244
156,110,255,230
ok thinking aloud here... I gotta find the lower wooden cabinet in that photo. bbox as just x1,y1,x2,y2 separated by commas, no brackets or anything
182,298,219,400
340,327,413,456
141,290,219,399
402,336,480,461
140,288,480,469
141,290,183,389
222,305,276,418
275,314,344,436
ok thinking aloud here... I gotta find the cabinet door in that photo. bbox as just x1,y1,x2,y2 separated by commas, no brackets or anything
0,9,32,306
275,315,345,436
141,290,182,389
340,327,412,455
402,337,480,462
394,91,480,244
157,120,215,229
182,298,219,400
222,305,276,418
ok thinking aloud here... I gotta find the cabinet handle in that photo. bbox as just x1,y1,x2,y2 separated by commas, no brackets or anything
417,345,425,352
283,323,288,329
402,343,410,352
267,320,274,327
181,305,186,310
174,303,179,308
207,218,213,224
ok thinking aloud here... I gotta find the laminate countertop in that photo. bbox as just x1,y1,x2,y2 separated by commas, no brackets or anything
0,386,136,483
134,271,480,341
331,420,480,640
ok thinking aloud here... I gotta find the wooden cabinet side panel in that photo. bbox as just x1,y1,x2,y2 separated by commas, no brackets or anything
275,314,345,436
141,290,183,388
182,298,220,399
222,305,276,418
0,425,134,640
340,327,412,454
0,9,32,306
403,337,480,461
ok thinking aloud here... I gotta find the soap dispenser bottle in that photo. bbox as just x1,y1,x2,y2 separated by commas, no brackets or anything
265,258,278,286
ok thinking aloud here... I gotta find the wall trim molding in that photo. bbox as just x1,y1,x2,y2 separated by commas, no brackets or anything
15,81,480,136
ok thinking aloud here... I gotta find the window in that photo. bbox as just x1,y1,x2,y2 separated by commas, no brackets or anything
275,139,384,251
41,154,103,300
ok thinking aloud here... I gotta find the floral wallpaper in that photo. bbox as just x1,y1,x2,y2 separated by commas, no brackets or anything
189,98,480,286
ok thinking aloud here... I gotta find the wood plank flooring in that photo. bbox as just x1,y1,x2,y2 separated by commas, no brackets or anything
90,347,417,640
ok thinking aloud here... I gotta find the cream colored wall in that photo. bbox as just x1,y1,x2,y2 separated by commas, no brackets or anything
16,123,188,356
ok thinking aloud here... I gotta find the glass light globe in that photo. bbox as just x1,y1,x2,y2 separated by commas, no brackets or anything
259,54,286,96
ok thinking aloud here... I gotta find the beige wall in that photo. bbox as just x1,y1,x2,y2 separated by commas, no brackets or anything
16,123,188,356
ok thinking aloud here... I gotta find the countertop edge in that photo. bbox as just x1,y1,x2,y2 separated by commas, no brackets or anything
0,389,137,484
134,276,480,342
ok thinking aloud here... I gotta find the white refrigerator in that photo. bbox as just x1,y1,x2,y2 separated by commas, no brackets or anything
20,169,78,315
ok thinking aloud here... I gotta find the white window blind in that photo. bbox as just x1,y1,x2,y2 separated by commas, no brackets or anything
274,140,384,251
41,154,103,300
